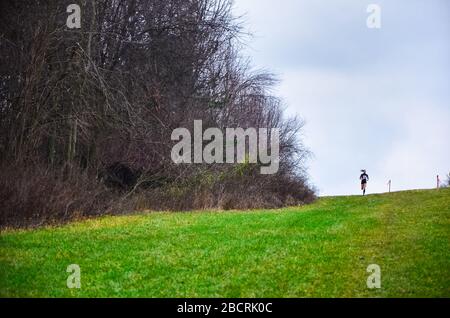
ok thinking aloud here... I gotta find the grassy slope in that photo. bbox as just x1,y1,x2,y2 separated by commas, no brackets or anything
1,188,449,297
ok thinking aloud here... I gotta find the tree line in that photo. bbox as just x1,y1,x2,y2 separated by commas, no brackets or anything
0,0,315,228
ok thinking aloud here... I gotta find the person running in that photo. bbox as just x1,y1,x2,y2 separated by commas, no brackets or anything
360,170,369,195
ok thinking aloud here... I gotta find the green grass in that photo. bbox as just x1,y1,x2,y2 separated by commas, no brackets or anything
1,188,449,297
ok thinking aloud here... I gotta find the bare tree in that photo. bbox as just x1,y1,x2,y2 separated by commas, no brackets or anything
0,0,314,228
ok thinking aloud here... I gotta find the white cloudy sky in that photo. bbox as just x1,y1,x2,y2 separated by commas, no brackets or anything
233,0,450,196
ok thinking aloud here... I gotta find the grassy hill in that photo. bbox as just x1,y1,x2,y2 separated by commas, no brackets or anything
1,188,449,297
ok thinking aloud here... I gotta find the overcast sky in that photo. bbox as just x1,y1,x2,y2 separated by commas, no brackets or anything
234,0,450,196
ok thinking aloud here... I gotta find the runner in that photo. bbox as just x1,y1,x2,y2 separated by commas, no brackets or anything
360,170,369,195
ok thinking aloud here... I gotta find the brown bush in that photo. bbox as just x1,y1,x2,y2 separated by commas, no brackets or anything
0,161,315,229
0,163,115,228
